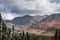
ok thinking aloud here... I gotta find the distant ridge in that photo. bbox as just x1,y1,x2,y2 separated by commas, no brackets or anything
4,15,47,25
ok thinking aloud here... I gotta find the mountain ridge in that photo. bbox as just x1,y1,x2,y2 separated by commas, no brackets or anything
4,15,47,25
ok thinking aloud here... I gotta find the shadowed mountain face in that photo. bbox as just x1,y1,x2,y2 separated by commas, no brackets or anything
5,15,47,25
11,15,33,25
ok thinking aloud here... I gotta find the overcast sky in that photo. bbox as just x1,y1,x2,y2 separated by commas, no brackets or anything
0,0,60,20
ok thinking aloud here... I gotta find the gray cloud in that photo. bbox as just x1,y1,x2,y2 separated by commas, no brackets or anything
11,6,43,15
10,0,60,15
1,0,60,20
50,0,60,4
1,0,60,15
24,0,35,2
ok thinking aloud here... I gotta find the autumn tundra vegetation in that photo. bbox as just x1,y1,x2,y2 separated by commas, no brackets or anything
0,13,60,40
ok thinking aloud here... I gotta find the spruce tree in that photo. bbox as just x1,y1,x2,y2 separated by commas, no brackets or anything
0,13,8,40
22,31,24,39
8,28,11,35
26,32,29,40
7,28,11,40
2,21,7,33
0,13,2,24
0,13,2,40
54,29,58,40
59,30,60,40
12,25,14,36
19,33,22,40
12,25,15,40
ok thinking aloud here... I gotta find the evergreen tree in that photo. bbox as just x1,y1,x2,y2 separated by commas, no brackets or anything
58,30,60,40
54,29,58,40
22,31,24,39
19,33,21,40
0,13,2,24
0,13,2,40
12,25,14,35
2,21,7,33
8,28,11,35
26,32,29,40
7,28,11,40
0,13,8,40
12,25,15,40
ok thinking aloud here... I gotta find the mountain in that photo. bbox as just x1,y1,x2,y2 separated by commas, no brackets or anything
4,15,47,25
40,14,60,22
27,14,60,36
4,15,48,36
31,14,60,30
4,14,60,36
33,15,48,21
40,14,60,29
